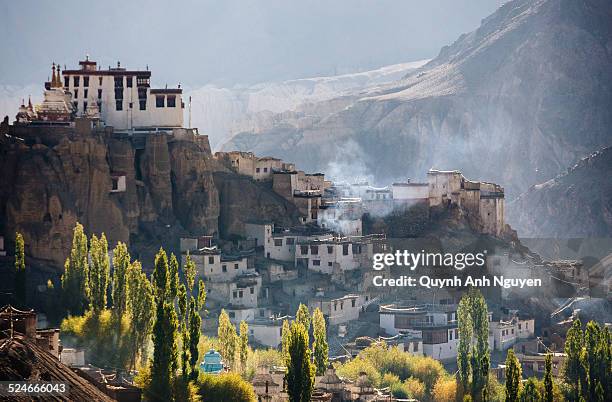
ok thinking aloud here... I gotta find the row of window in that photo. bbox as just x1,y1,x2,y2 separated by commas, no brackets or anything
299,244,350,256
501,328,515,337
72,89,103,100
311,260,333,267
66,75,149,88
232,287,255,298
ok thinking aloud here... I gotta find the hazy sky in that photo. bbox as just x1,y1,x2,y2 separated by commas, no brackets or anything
0,0,499,87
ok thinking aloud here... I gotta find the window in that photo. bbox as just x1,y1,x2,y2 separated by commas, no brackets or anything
310,245,319,255
229,311,235,318
343,244,349,255
222,265,227,273
239,290,243,298
97,89,102,99
234,263,239,270
98,77,103,85
73,76,80,86
263,167,268,173
139,100,146,110
156,95,164,107
518,324,522,330
312,260,320,266
300,246,308,255
274,239,283,247
111,177,119,191
83,76,89,87
97,101,102,112
64,76,69,87
327,246,333,254
167,95,176,107
126,76,133,87
256,168,260,173
233,291,237,298
250,287,254,294
114,87,123,100
449,330,453,340
208,256,214,264
115,100,122,111
351,299,356,308
114,76,123,87
413,342,419,352
286,237,294,245
83,101,87,111
328,262,332,267
84,89,88,99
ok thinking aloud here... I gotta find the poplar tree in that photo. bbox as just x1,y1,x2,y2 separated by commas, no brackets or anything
296,304,311,338
149,248,179,402
312,308,328,375
111,241,130,318
505,349,521,402
188,295,202,380
14,232,26,308
184,252,196,293
281,319,290,362
518,378,540,402
286,321,315,402
218,309,237,369
168,253,180,300
564,319,588,399
457,288,490,399
543,354,553,402
61,222,90,315
177,283,189,378
89,234,110,314
239,320,249,373
127,260,154,370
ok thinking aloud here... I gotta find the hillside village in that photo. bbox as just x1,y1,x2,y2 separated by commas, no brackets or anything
1,57,610,402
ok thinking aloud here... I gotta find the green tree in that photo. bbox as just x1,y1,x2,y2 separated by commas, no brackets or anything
239,321,249,373
61,222,90,315
188,295,202,380
281,319,290,362
296,304,311,339
197,372,257,402
184,252,196,293
218,309,237,369
14,232,26,308
457,288,490,400
168,253,180,300
149,248,179,402
286,321,314,402
543,353,554,402
518,378,540,402
505,349,522,402
89,233,110,314
564,319,588,399
312,308,328,375
111,241,130,318
126,260,154,370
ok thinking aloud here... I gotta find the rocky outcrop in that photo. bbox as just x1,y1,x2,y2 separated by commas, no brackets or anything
507,146,612,237
224,0,612,200
0,127,220,268
213,172,301,238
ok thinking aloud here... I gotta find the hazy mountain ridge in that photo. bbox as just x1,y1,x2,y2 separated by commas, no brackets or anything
223,0,612,202
508,146,612,238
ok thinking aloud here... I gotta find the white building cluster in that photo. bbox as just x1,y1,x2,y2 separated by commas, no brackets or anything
15,57,184,131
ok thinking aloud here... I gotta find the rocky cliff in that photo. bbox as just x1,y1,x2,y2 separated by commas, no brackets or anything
224,0,612,201
0,124,221,268
507,146,612,238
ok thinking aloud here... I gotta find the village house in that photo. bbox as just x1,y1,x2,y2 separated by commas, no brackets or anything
427,169,505,236
379,303,462,361
489,310,536,351
0,306,61,360
249,316,288,347
308,292,368,326
317,198,363,236
296,236,361,274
